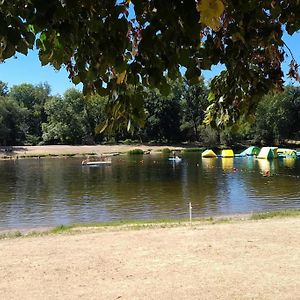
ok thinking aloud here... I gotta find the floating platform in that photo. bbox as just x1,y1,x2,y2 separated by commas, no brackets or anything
238,146,260,157
257,147,278,159
82,160,112,166
277,148,297,158
221,149,234,158
202,149,217,158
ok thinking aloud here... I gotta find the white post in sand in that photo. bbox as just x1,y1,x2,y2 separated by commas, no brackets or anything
189,202,192,225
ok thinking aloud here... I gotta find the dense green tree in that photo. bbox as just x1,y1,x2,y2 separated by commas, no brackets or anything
42,89,107,144
199,126,219,147
9,83,51,144
255,86,300,144
0,96,27,145
180,79,208,141
142,85,182,143
1,1,300,128
83,94,109,143
42,89,88,144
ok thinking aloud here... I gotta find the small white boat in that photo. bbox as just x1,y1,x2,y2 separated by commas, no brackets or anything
82,160,112,166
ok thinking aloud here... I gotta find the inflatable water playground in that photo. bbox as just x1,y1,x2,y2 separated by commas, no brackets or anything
201,146,300,160
202,149,217,158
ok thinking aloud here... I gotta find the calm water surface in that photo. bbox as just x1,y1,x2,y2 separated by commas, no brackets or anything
0,153,300,229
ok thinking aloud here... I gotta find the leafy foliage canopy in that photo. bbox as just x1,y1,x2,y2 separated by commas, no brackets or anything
1,0,300,127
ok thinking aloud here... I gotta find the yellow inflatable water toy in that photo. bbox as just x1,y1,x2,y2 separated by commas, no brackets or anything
201,149,217,158
221,149,234,158
277,148,297,158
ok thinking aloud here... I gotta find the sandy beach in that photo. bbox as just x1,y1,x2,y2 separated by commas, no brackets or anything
0,217,299,299
0,144,184,159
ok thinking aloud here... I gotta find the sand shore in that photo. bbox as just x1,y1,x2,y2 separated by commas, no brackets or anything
0,144,184,159
0,217,299,299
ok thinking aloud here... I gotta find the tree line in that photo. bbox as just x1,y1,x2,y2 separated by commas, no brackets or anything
0,79,300,146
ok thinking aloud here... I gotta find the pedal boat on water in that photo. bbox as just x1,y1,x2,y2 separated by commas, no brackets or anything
81,159,112,166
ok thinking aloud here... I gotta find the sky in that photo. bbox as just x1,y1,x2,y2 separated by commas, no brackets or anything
0,32,299,96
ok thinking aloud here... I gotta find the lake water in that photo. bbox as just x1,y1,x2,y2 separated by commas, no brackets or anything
0,153,300,229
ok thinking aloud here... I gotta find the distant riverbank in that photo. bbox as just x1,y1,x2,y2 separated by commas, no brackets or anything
1,143,300,160
0,144,185,159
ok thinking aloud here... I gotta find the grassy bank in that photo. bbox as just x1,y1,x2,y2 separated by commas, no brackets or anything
250,209,300,220
1,209,299,240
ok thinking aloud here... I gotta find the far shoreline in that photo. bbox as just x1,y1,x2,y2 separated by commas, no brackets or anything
1,142,300,160
0,144,186,160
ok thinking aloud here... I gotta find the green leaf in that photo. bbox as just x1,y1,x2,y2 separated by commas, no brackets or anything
3,44,15,59
185,67,201,85
72,75,81,85
197,0,225,31
16,40,29,55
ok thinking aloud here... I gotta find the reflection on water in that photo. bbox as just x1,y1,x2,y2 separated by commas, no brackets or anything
257,159,272,173
282,157,296,168
202,157,217,169
0,154,300,229
221,158,234,170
